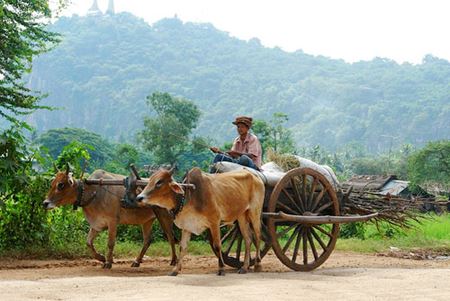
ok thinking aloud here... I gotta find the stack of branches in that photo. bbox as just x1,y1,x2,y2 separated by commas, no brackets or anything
342,189,434,228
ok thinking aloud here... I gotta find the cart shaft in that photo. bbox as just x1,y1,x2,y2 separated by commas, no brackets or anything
263,211,378,224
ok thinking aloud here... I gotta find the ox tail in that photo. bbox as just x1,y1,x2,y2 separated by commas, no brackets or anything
248,175,265,238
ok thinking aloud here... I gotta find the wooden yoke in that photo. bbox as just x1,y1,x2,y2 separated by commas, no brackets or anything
84,165,196,189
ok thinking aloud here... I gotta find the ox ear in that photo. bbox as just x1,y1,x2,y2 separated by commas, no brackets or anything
68,172,75,186
169,182,184,195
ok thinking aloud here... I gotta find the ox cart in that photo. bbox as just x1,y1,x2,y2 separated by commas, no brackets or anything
84,161,377,272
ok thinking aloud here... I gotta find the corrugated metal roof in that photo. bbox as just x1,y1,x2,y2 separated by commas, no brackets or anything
379,180,409,196
342,175,397,191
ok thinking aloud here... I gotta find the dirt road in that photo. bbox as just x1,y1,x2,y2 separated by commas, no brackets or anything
1,251,449,300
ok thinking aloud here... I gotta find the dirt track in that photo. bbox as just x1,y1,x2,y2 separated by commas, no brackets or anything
1,251,449,300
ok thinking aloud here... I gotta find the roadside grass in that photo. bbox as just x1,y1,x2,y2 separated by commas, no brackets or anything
104,213,450,258
1,214,449,260
336,213,450,253
113,240,213,258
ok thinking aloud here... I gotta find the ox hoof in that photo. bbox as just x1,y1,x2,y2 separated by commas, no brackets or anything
238,268,247,274
254,265,262,273
217,270,225,276
102,262,112,269
131,261,140,268
170,258,177,266
168,271,178,276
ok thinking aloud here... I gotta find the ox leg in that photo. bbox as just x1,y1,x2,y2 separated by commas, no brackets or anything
249,210,263,272
169,230,191,276
237,216,252,274
154,207,178,266
103,223,117,269
209,225,226,276
132,219,155,267
86,228,106,263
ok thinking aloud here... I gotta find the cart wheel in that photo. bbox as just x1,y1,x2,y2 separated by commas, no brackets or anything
209,221,271,269
267,167,340,271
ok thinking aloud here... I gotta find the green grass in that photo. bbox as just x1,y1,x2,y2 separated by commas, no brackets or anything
336,214,450,253
2,214,449,260
113,240,212,258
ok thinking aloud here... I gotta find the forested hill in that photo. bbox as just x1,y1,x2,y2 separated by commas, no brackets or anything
26,12,450,152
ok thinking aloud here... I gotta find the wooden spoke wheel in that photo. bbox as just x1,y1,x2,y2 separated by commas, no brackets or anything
210,221,271,269
267,167,340,271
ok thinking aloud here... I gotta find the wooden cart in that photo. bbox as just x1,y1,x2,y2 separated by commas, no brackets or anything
216,167,376,271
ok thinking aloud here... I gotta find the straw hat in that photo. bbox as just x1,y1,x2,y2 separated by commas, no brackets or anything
232,116,253,128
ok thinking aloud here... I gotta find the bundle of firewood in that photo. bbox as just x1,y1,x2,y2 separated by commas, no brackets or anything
342,190,441,228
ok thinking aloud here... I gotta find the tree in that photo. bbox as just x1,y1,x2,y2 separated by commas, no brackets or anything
0,0,67,125
253,112,296,155
0,127,34,203
104,143,141,175
0,1,70,251
407,140,450,192
37,127,113,168
139,92,201,164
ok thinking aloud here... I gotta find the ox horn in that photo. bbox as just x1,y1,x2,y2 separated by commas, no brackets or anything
168,163,177,176
80,159,87,179
65,163,70,175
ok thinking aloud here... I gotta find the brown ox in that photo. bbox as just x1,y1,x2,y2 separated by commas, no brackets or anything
135,167,265,276
43,169,177,269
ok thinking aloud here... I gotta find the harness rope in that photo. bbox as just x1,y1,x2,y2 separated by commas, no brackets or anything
73,180,96,210
169,175,194,218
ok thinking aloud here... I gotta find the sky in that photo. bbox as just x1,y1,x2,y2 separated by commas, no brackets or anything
60,0,450,64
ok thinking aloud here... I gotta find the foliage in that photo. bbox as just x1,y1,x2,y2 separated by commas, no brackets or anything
294,143,415,181
104,143,140,175
0,0,67,125
253,112,296,156
172,136,216,173
339,222,366,239
139,92,201,165
407,140,450,191
0,127,51,250
0,0,71,252
37,127,113,169
44,206,89,257
0,174,53,250
53,140,92,176
21,14,450,153
0,127,33,202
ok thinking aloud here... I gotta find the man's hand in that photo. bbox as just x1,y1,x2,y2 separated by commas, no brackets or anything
210,147,221,154
226,150,240,158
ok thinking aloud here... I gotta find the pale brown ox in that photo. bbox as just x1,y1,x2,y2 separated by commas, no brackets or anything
135,167,265,276
43,169,177,269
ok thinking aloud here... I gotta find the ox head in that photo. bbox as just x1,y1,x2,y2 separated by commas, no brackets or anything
43,167,77,210
135,167,184,210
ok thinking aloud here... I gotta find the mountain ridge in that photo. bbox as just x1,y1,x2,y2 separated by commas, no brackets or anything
26,12,450,152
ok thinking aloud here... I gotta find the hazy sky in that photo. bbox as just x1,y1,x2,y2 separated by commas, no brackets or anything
62,0,450,64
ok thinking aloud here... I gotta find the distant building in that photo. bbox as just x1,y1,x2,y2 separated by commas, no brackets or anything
106,0,115,15
87,0,102,16
341,174,433,199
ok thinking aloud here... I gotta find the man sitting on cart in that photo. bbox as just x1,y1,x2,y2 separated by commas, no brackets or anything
210,116,262,172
